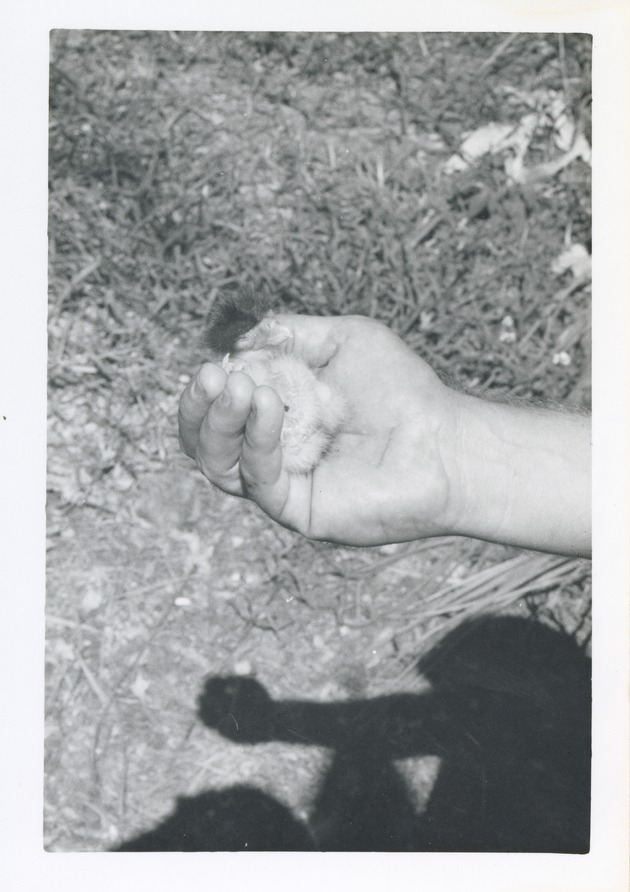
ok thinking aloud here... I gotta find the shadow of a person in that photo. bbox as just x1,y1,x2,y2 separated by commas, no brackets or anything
117,615,590,852
197,616,590,852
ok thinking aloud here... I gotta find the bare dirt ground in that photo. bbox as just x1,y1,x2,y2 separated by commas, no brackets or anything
46,31,591,852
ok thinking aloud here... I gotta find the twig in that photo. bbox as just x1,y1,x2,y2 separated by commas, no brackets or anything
50,257,102,321
552,273,592,304
90,356,115,382
558,33,571,109
324,538,461,581
46,614,101,634
120,576,196,599
410,211,447,249
417,34,431,59
479,33,519,72
73,647,110,707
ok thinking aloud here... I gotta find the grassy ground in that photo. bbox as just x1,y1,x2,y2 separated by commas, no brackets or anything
46,31,592,852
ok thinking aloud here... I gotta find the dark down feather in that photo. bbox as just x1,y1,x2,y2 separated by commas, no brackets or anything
204,286,271,355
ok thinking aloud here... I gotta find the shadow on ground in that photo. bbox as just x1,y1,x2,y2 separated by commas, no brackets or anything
116,615,591,852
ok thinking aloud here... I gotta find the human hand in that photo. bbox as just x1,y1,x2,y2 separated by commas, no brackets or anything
179,315,460,546
179,313,591,556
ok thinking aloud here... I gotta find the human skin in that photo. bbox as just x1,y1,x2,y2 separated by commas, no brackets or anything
178,315,591,559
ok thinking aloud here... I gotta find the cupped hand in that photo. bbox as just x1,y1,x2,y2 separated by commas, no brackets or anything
178,315,461,546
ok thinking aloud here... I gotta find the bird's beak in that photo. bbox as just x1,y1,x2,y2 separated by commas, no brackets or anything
236,318,293,351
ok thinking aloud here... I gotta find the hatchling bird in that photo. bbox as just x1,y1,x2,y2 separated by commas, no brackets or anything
204,288,345,474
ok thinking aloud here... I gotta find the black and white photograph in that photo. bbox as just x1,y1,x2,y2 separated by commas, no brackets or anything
1,4,628,891
45,29,593,853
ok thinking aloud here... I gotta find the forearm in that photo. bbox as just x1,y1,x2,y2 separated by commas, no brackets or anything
442,392,591,558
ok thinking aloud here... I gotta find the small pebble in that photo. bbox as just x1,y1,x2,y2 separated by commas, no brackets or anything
81,587,103,613
552,351,572,366
174,596,192,607
379,543,400,555
78,467,93,486
234,659,253,676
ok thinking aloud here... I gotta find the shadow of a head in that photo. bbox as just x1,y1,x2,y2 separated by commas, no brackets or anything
419,614,590,698
414,615,591,852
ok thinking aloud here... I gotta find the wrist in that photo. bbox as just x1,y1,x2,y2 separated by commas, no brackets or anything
440,390,591,557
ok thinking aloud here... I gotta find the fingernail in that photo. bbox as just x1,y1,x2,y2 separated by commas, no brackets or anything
191,373,210,399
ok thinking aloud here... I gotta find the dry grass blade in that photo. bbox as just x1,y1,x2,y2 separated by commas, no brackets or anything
386,557,588,691
409,554,579,627
73,646,110,707
478,33,519,72
50,257,102,320
328,537,463,579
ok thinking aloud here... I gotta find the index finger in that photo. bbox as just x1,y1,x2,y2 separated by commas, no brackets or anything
178,363,227,458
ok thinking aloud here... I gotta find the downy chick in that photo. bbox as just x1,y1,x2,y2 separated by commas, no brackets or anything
204,288,345,474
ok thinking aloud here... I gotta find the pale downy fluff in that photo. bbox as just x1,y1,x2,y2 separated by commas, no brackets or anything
223,352,345,475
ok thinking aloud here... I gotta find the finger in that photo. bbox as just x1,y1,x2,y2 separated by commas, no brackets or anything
196,371,257,489
178,363,227,458
240,385,291,516
272,313,346,367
